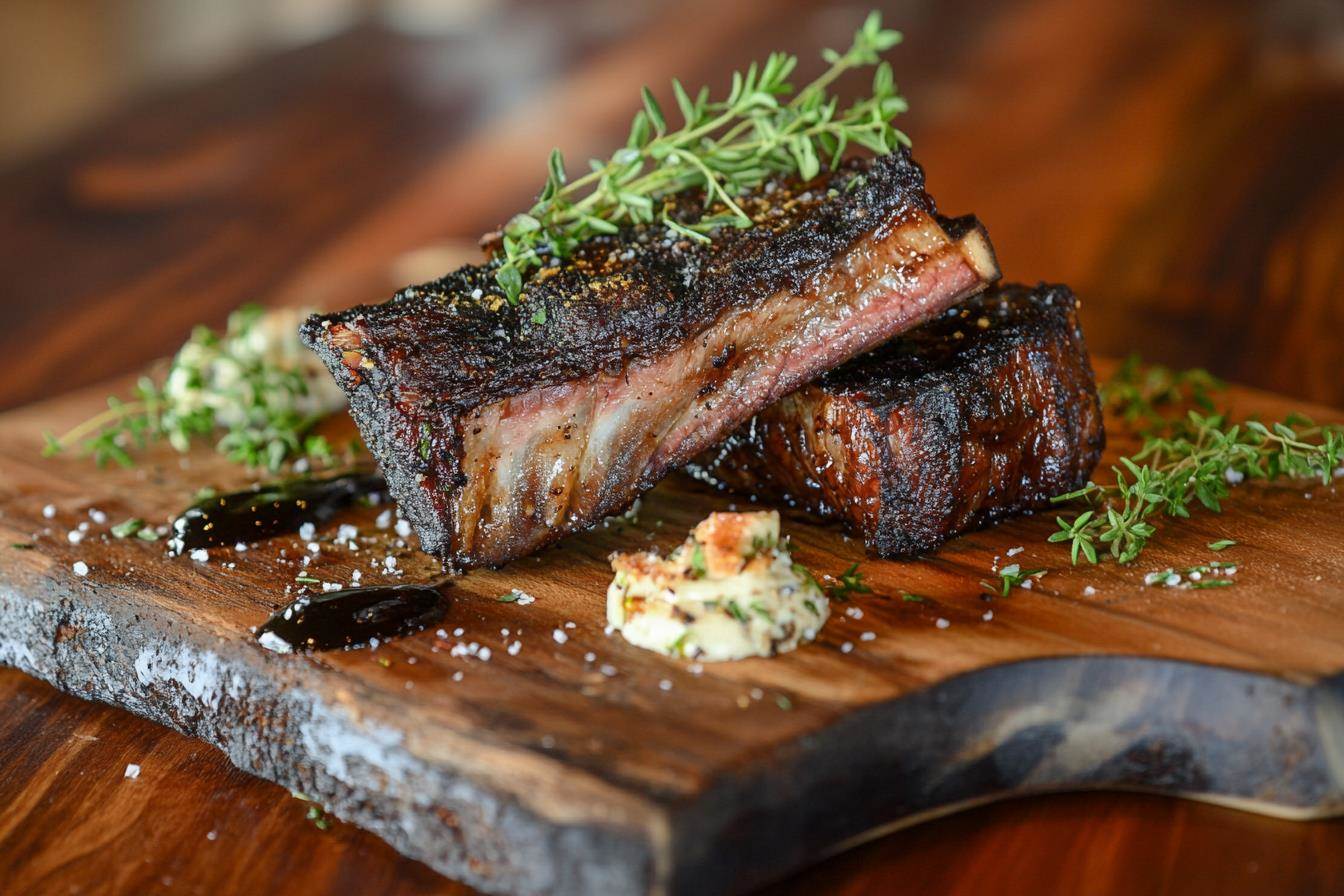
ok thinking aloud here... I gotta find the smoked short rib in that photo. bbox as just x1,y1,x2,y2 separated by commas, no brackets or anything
689,284,1104,557
302,151,999,569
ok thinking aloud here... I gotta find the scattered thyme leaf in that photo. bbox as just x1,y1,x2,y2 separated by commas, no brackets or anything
689,542,707,579
496,592,520,603
1208,539,1236,552
10,543,34,550
826,562,871,601
983,564,1046,597
111,518,145,539
900,592,926,603
775,694,793,711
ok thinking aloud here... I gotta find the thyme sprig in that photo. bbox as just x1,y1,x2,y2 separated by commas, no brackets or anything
982,563,1046,597
826,562,872,601
1050,360,1344,565
42,306,347,471
1099,354,1223,436
491,11,907,303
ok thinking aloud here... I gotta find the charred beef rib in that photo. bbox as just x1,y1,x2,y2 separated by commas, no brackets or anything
689,283,1104,557
301,151,999,569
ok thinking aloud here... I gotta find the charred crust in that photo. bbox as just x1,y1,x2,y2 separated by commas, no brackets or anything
299,152,932,419
693,283,1105,558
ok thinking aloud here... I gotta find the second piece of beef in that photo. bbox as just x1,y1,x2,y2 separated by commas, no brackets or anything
302,151,999,569
689,283,1105,557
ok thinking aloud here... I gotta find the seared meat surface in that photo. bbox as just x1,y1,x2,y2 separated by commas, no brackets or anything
302,151,998,569
689,284,1104,557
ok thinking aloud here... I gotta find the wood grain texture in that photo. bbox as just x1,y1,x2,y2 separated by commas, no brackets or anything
2,0,1344,892
1,373,1342,895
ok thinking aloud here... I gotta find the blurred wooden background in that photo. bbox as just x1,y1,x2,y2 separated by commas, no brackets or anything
1,0,1342,893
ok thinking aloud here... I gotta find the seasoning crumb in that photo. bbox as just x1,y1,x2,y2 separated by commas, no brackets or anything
189,548,209,563
659,679,673,691
935,617,951,629
42,504,56,519
840,641,854,654
859,631,876,642
1083,585,1097,596
72,560,89,577
124,763,141,779
552,629,568,644
982,610,993,621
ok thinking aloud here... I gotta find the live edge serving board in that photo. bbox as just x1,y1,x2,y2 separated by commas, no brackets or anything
2,368,1343,896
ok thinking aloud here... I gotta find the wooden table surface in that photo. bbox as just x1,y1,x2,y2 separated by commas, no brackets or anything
1,0,1342,893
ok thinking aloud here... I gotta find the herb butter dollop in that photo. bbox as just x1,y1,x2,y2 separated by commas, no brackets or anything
606,511,829,661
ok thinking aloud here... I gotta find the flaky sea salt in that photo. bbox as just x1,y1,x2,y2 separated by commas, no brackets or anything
72,561,89,577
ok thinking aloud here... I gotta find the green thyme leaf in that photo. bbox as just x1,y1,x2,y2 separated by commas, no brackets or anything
491,12,908,305
1049,357,1342,566
43,306,350,472
111,518,145,539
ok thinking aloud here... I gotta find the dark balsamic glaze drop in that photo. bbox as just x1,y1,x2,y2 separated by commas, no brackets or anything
169,473,385,554
255,584,448,653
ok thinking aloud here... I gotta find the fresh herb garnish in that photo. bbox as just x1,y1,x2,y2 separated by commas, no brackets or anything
1099,354,1222,436
1208,539,1236,552
496,592,520,603
10,543,34,550
688,542,707,578
1144,561,1237,590
667,631,690,656
749,600,774,622
775,694,793,711
1050,359,1343,565
42,306,346,472
490,12,908,304
295,575,320,584
900,592,926,603
982,563,1045,597
111,518,145,539
306,805,331,831
725,599,749,623
826,562,872,601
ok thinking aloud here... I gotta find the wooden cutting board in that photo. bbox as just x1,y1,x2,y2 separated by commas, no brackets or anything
1,369,1342,896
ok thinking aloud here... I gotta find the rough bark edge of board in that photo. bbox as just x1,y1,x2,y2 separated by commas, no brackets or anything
668,657,1344,894
3,582,1343,896
0,585,659,896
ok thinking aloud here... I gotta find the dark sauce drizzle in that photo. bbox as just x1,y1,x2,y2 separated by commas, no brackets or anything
256,584,448,653
168,473,385,554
